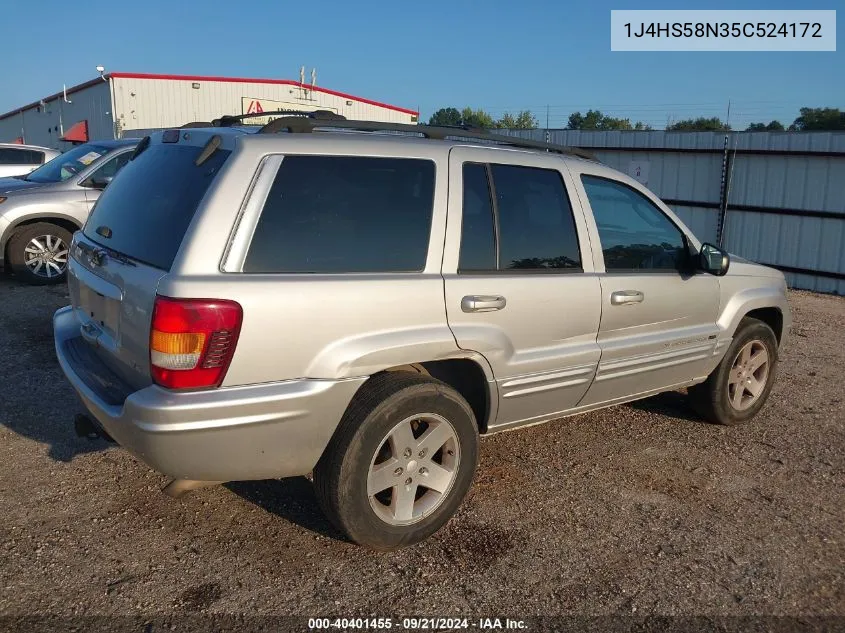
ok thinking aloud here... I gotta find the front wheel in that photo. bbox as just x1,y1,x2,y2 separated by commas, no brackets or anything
689,317,779,425
6,222,73,285
313,372,479,550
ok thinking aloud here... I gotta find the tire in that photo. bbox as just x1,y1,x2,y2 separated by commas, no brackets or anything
6,222,73,285
689,317,779,426
314,372,479,550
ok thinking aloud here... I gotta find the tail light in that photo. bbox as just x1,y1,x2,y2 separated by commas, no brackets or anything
150,296,243,390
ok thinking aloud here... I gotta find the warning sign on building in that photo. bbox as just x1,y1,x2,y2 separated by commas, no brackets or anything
240,97,338,125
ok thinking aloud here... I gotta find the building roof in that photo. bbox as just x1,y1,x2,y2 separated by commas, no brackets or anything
0,72,418,121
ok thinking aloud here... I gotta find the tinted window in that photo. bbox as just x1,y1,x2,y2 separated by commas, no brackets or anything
84,143,230,271
491,164,581,271
88,151,132,181
0,148,42,165
581,175,686,271
459,163,496,271
244,156,435,273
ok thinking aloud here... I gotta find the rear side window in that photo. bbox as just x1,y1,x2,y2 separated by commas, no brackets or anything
0,148,42,165
244,156,435,273
84,143,230,271
458,163,582,272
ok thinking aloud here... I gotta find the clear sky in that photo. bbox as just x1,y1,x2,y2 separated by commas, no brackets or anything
0,0,841,130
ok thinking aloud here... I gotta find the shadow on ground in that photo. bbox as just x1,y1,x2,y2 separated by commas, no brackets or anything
0,275,109,462
226,477,348,542
628,390,711,424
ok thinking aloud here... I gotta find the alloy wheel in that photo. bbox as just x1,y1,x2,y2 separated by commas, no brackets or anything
367,413,460,526
23,234,69,279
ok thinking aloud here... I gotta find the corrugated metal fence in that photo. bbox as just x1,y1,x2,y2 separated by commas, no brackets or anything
498,129,845,294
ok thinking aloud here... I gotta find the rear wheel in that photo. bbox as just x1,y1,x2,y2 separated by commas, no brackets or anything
7,222,73,285
314,372,479,550
689,317,779,425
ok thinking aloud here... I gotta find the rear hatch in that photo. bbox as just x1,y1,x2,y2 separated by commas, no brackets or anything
66,132,233,392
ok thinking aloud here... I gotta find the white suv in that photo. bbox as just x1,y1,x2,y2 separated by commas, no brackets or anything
0,143,60,178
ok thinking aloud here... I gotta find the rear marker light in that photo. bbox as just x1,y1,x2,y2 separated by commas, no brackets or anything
150,296,243,390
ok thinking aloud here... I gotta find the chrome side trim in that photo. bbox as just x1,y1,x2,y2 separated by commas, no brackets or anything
595,343,714,381
501,364,595,399
485,378,701,435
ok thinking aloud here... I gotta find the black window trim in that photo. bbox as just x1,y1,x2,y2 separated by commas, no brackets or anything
457,161,584,276
579,173,694,275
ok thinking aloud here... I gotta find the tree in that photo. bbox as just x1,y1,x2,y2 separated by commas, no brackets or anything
789,107,845,131
666,117,731,131
428,107,462,126
460,107,496,129
567,109,651,131
495,110,538,129
746,120,785,131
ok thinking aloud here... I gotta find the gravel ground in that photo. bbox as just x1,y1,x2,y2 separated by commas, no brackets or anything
0,277,843,631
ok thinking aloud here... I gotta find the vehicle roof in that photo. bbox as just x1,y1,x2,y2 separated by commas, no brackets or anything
87,138,140,149
0,142,58,152
234,128,592,161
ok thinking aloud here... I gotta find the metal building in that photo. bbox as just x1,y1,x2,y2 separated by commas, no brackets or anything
498,129,845,294
0,72,419,149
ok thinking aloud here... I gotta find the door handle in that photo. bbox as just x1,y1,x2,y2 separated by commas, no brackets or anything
610,290,644,305
461,295,507,313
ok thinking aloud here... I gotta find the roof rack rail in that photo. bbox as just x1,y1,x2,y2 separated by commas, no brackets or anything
179,109,346,129
213,109,346,127
256,117,596,160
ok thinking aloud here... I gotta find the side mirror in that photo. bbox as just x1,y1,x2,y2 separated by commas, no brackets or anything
84,175,113,190
699,242,730,276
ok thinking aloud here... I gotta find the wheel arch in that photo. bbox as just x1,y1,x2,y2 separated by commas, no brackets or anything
717,285,791,351
373,356,497,434
2,215,81,261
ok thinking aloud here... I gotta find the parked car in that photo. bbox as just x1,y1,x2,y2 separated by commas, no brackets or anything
0,142,60,178
0,139,138,284
54,118,791,550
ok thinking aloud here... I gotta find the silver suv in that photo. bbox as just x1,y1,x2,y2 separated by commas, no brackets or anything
0,139,137,284
54,117,791,550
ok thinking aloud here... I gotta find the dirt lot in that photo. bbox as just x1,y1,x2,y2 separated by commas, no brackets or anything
0,276,843,630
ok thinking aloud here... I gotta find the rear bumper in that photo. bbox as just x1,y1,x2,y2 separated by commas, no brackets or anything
54,306,366,481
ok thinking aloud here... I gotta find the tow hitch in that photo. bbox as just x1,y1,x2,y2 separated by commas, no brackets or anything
73,414,114,443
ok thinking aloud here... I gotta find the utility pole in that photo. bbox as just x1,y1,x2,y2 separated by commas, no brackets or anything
545,105,550,143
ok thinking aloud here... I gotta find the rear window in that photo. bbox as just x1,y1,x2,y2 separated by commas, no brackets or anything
83,143,230,271
244,156,435,273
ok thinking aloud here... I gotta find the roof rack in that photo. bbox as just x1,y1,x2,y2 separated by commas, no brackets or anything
179,110,596,160
180,109,345,129
258,117,597,160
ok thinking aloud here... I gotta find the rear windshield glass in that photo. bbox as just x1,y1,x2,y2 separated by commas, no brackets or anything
83,143,230,270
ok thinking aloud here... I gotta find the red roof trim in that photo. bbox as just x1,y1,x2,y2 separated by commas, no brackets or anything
107,72,418,115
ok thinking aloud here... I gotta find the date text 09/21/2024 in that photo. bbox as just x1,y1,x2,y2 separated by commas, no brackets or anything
307,617,528,630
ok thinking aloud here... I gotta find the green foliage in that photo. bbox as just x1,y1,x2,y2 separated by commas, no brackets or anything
567,110,652,131
427,107,462,126
789,107,845,131
746,121,785,131
460,108,496,129
494,111,538,129
428,107,536,129
666,117,731,131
